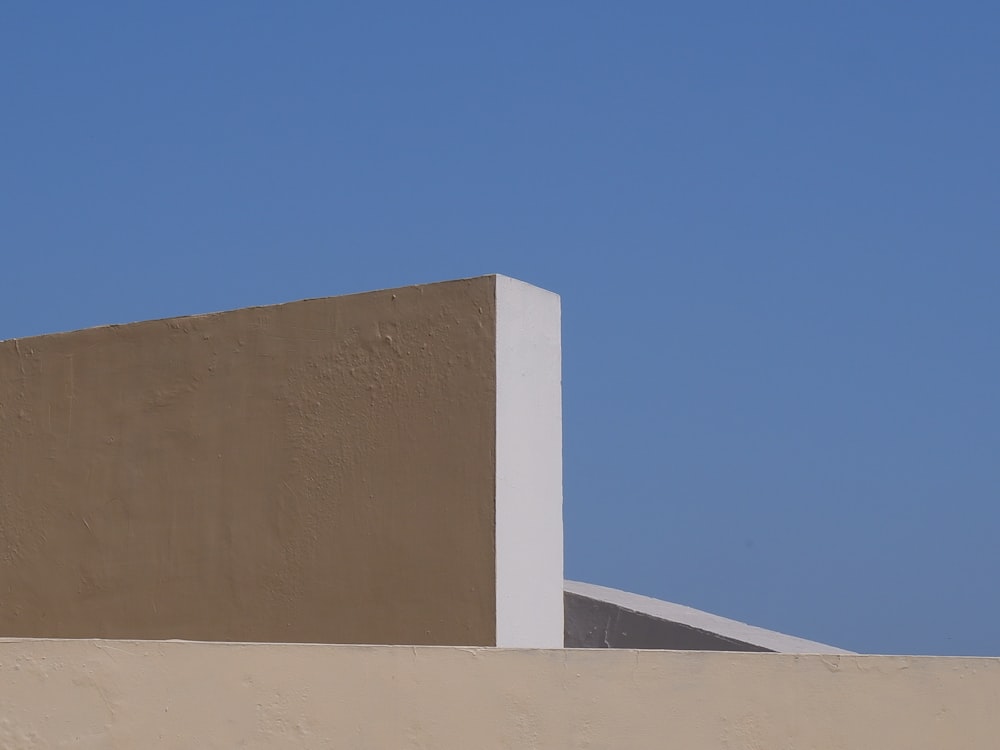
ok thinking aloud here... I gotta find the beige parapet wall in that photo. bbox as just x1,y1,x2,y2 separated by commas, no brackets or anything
1,639,997,749
0,276,562,647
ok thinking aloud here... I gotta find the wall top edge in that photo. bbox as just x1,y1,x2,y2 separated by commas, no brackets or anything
0,274,525,345
0,638,996,661
494,274,561,301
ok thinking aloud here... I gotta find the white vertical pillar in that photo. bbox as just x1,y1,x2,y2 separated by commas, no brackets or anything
494,275,564,648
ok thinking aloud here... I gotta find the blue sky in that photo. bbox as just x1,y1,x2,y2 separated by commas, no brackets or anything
2,3,998,655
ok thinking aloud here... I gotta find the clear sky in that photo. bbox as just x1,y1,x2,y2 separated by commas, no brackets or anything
2,3,998,655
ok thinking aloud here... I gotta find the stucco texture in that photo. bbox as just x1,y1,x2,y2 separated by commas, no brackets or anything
0,278,497,644
1,640,997,749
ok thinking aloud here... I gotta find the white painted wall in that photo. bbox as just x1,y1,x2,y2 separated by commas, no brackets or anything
494,275,563,648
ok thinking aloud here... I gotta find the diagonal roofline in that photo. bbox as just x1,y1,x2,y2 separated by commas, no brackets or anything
566,580,854,654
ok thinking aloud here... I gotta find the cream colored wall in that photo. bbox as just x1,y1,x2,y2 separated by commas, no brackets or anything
1,639,997,749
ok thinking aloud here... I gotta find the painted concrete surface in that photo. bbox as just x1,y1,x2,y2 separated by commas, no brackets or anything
1,639,997,749
0,276,561,647
495,276,563,648
565,580,853,653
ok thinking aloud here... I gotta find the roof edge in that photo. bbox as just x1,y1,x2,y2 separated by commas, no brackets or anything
565,580,854,654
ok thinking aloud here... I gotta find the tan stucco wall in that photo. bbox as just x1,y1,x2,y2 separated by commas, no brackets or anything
1,640,997,749
0,278,498,644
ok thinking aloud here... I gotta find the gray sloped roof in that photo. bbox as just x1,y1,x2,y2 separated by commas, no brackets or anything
565,580,854,654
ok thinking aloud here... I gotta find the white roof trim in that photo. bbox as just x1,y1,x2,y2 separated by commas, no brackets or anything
565,580,854,654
